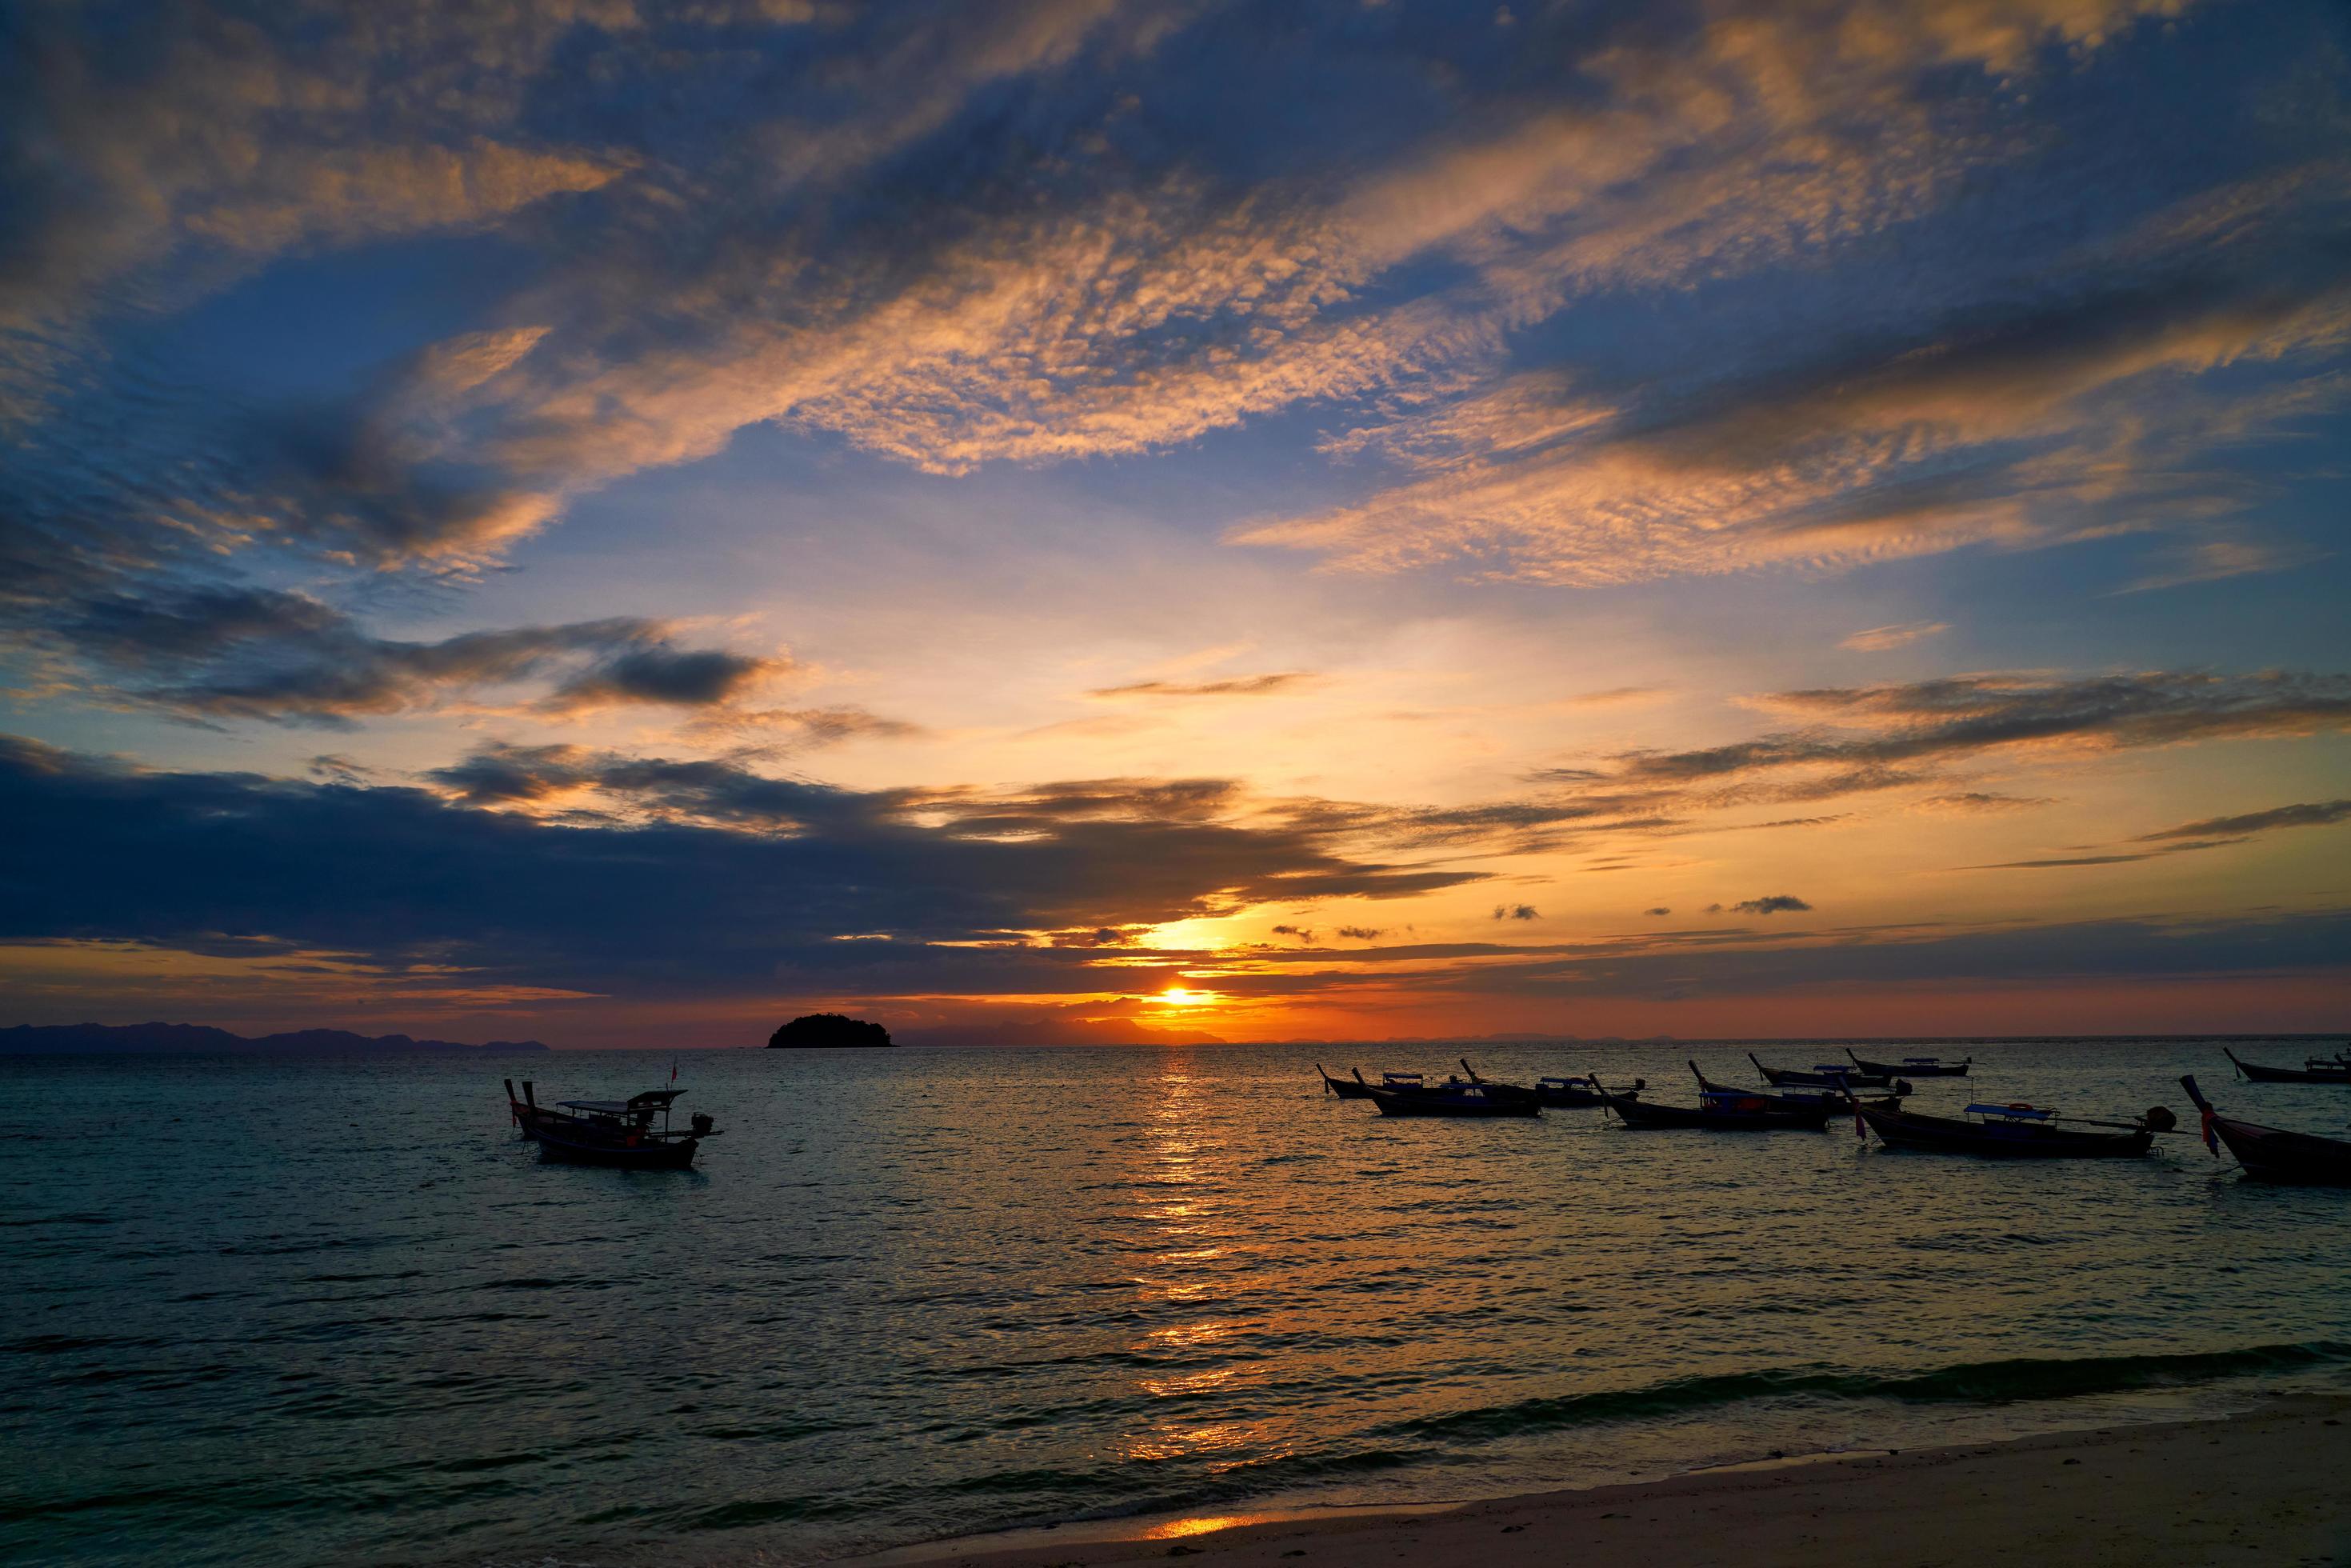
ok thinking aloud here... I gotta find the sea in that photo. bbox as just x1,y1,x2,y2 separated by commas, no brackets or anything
5,1040,2349,1567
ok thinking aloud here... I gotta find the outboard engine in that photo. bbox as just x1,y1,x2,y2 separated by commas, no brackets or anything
2143,1106,2177,1133
690,1112,714,1136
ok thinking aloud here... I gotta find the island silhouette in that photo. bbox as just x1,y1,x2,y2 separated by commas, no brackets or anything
767,1013,894,1048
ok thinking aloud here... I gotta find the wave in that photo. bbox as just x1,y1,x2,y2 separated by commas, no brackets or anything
1377,1341,2351,1444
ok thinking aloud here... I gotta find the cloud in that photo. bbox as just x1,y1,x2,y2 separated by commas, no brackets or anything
1335,925,1385,940
15,586,778,728
1493,903,1539,920
2134,798,2351,841
1643,906,1672,916
2115,537,2324,594
1619,671,2351,785
1234,248,2351,583
1089,672,1320,699
1917,792,2056,813
1729,894,1812,914
545,645,772,712
1964,796,2351,869
1841,622,1950,652
0,734,1487,1001
1269,924,1315,942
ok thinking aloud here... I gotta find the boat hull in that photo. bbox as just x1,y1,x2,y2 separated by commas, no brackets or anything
1321,1073,1375,1100
2225,1049,2351,1085
1366,1086,1539,1118
1605,1094,1829,1131
2209,1118,2351,1186
1849,1054,1969,1078
534,1128,702,1168
1858,1105,2149,1158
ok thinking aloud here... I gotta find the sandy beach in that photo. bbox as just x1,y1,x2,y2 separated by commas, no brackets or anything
884,1397,2351,1568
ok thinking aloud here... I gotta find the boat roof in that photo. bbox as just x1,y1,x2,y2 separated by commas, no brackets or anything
1964,1102,2053,1120
555,1090,682,1113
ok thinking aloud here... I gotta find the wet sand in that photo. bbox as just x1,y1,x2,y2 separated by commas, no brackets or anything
879,1396,2351,1568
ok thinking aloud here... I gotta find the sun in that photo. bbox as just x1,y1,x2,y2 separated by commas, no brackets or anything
1158,986,1213,1008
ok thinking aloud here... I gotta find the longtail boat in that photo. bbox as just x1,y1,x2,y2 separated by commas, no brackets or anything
1535,1074,1637,1108
1451,1058,1542,1108
2223,1047,2351,1085
1748,1052,1906,1093
1364,1081,1540,1118
506,1078,718,1170
1318,1064,1374,1099
2181,1076,2351,1186
1689,1061,1896,1112
1857,1099,2170,1158
1845,1048,1970,1078
1596,1076,1832,1131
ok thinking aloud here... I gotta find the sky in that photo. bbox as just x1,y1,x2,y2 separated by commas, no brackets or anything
2,0,2347,1047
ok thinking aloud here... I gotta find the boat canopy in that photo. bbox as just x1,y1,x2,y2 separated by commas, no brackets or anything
1963,1102,2053,1119
558,1099,662,1114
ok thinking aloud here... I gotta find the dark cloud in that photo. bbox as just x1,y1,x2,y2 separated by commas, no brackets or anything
2135,798,2351,841
1269,924,1314,942
1963,797,2351,870
547,646,771,710
1335,925,1385,940
1643,906,1671,916
13,586,776,727
1089,673,1318,699
1729,894,1812,914
1616,672,2351,788
1493,903,1538,921
0,736,1483,1000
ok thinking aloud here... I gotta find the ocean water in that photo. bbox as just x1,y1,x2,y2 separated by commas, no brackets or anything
5,1041,2349,1567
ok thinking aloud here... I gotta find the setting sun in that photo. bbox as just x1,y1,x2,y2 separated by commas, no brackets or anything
1158,987,1215,1009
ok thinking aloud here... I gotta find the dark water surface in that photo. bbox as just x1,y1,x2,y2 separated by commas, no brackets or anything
6,1042,2349,1566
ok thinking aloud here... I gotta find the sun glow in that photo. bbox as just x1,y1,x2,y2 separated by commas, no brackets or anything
1158,986,1216,1008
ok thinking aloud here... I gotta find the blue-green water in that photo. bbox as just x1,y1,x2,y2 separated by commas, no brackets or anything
5,1042,2349,1566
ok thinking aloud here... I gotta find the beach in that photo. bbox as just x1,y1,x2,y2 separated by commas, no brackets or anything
897,1397,2351,1568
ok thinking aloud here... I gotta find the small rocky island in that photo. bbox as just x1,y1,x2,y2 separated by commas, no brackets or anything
766,1013,894,1048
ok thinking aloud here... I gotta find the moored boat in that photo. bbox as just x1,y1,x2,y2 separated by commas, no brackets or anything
1857,1099,2169,1158
1749,1052,1908,1093
505,1079,718,1169
1596,1077,1833,1130
1364,1081,1541,1118
1846,1048,1970,1078
2223,1047,2351,1085
1318,1064,1374,1099
1535,1074,1637,1108
1689,1061,1895,1112
1451,1058,1542,1108
2181,1076,2351,1186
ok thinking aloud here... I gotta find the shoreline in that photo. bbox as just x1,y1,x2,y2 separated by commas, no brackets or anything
867,1394,2351,1567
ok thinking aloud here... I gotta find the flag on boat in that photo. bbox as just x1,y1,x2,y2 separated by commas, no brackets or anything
670,1058,678,1084
2200,1106,2221,1158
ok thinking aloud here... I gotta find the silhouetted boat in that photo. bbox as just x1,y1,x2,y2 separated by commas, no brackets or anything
1535,1074,1638,1107
2223,1047,2351,1085
1364,1082,1540,1118
1845,1048,1970,1078
2181,1076,2351,1186
1857,1099,2170,1158
1451,1058,1542,1108
505,1078,718,1169
1596,1077,1833,1130
1749,1052,1907,1092
1319,1064,1374,1099
1689,1061,1894,1112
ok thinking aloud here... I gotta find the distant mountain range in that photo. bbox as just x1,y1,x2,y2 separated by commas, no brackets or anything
0,1022,551,1055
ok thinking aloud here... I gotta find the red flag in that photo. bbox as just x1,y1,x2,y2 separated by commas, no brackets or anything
2201,1107,2221,1158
